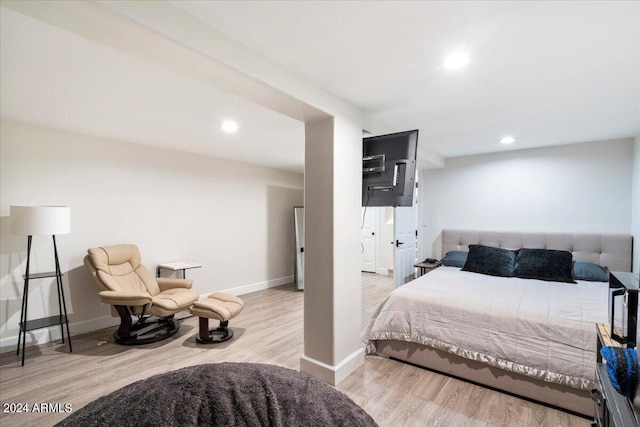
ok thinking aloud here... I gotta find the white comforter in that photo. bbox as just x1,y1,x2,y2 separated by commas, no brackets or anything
363,266,609,390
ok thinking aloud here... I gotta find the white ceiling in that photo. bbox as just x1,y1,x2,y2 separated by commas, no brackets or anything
2,1,639,172
0,6,305,172
173,0,640,157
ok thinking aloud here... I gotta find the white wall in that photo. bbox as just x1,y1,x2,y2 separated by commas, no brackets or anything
421,138,634,258
632,133,640,273
0,120,303,351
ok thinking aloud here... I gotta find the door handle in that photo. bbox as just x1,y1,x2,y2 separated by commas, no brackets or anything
396,240,404,247
371,232,375,236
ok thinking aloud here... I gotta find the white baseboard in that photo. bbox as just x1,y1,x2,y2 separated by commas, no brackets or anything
0,315,119,354
0,275,294,353
376,267,390,276
219,275,294,297
300,347,365,386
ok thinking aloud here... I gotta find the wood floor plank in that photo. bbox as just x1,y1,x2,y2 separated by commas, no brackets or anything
0,274,590,426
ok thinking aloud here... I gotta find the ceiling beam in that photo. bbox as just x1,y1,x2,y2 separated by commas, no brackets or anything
2,0,325,123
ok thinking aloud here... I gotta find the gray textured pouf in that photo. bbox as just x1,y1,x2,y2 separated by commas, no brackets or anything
55,362,377,427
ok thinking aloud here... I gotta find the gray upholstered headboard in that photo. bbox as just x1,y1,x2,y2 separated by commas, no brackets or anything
442,229,633,272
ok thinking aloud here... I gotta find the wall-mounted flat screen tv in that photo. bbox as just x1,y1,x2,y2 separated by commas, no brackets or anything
362,129,418,207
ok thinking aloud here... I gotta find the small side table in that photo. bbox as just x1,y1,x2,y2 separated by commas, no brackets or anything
609,271,639,347
414,261,440,277
157,261,202,279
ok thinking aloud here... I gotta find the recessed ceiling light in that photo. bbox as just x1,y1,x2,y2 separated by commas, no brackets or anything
221,120,239,133
499,136,516,145
443,50,470,70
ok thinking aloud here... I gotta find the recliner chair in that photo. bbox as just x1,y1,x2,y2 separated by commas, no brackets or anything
84,244,199,344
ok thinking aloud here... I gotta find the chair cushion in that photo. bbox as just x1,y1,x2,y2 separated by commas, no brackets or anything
98,291,152,307
209,292,244,308
152,289,200,312
190,293,244,321
88,244,141,271
87,244,160,296
96,270,150,295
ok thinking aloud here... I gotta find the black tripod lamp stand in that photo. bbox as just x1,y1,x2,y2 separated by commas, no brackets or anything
11,205,72,366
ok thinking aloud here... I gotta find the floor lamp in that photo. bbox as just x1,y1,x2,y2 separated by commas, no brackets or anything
11,206,72,366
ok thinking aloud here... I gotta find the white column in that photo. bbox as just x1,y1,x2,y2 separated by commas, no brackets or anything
300,116,364,385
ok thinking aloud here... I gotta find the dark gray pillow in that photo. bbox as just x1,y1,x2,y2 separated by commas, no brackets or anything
573,261,609,282
441,251,468,268
461,245,517,277
513,248,576,283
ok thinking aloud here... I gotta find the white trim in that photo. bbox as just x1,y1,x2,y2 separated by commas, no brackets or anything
219,275,294,297
376,267,390,276
299,347,365,386
0,315,119,354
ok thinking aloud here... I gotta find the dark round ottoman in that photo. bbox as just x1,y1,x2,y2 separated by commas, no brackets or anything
55,362,377,427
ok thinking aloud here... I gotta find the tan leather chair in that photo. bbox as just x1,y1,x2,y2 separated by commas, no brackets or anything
84,244,198,344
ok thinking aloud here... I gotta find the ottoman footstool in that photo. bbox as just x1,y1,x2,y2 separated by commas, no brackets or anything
189,292,244,344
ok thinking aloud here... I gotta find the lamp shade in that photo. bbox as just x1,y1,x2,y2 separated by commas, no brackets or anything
10,206,71,236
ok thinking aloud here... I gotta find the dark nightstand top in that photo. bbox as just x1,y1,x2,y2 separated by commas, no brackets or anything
414,261,440,277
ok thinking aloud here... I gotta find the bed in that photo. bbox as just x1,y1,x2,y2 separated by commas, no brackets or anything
363,229,633,416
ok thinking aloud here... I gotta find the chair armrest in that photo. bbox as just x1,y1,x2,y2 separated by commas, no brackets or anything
98,291,152,307
157,277,193,291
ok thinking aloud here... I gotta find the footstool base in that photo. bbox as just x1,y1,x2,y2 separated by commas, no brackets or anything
196,319,234,344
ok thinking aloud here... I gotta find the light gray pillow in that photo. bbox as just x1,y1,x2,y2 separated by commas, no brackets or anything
572,261,609,282
441,251,468,268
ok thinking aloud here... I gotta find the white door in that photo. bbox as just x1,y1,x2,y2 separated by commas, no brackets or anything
294,207,304,290
393,206,416,288
361,207,377,272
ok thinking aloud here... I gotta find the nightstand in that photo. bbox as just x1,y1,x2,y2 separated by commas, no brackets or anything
593,323,640,426
414,261,440,277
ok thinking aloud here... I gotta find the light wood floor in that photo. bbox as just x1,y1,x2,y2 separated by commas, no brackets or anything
0,273,589,427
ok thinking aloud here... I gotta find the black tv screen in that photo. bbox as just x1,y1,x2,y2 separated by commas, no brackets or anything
362,130,418,207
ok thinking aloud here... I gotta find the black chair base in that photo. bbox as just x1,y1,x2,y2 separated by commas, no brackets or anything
196,318,234,344
113,306,180,345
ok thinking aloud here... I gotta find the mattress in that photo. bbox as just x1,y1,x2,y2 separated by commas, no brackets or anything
363,266,609,390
